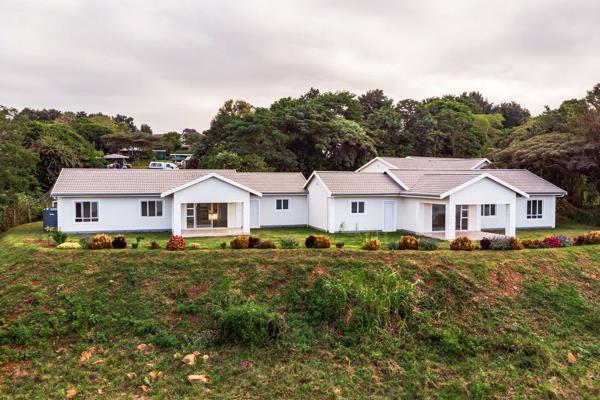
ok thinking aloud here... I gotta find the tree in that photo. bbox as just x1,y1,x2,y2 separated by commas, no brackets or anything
359,89,394,117
140,124,153,134
159,131,182,153
492,101,531,129
198,151,269,171
114,114,137,132
454,91,494,114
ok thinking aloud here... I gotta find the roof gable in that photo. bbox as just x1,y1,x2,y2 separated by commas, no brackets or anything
160,173,262,197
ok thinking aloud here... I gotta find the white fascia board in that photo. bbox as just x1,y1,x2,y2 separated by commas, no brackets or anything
383,170,410,190
303,172,333,196
355,157,396,172
160,173,263,198
471,158,492,170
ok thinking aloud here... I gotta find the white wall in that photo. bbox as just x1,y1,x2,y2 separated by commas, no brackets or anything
516,195,556,228
332,197,398,232
358,159,392,173
307,178,329,231
57,196,172,233
251,194,308,227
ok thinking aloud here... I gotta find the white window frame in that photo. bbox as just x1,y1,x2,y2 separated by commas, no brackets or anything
527,199,543,219
480,204,496,217
351,201,365,214
141,200,163,217
75,201,99,223
275,198,289,211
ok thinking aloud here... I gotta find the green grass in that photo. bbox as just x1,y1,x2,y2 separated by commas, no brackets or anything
1,222,600,398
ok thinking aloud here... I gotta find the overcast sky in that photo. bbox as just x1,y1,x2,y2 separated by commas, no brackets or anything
1,0,599,133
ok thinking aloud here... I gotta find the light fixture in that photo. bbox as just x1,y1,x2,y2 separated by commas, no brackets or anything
208,211,218,221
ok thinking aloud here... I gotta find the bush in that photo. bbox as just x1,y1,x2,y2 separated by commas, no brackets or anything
220,242,228,249
335,242,345,249
554,235,573,247
188,243,201,250
230,236,250,249
248,236,261,248
132,236,143,249
418,239,438,251
56,242,81,249
509,237,524,250
111,235,127,249
79,236,91,249
305,235,317,248
149,240,160,250
314,235,331,249
219,302,283,345
90,234,112,250
398,236,418,250
542,236,562,248
49,229,67,245
450,236,475,251
166,235,186,251
280,237,299,249
583,231,600,244
488,237,512,250
388,240,399,250
256,240,276,249
480,237,491,250
522,239,547,249
362,237,381,251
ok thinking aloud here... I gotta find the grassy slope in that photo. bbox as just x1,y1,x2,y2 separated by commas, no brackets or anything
1,224,600,399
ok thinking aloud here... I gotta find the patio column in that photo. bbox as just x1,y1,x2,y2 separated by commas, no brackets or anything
470,204,481,231
505,202,516,237
172,199,182,236
445,204,456,240
242,200,251,234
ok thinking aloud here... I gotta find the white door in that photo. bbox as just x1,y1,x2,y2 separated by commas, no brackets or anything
383,201,396,232
250,200,260,228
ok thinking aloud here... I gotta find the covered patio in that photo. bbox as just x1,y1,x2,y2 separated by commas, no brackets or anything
422,230,508,241
180,202,245,238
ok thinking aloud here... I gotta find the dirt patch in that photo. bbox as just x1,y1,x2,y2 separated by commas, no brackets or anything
22,239,53,248
307,264,329,284
187,283,208,299
490,268,523,298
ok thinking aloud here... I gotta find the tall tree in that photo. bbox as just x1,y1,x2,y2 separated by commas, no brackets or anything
359,89,394,117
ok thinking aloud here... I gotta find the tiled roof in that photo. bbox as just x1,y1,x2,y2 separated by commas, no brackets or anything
310,171,405,195
51,169,307,196
378,156,488,170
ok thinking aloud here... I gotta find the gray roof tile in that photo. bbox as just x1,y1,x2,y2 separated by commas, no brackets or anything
379,156,488,170
311,171,405,195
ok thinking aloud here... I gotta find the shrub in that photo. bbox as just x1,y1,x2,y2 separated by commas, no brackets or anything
388,240,399,250
542,236,562,248
230,236,250,249
554,235,573,247
248,236,261,249
304,235,317,248
132,236,143,249
220,242,228,249
166,235,186,251
488,237,512,251
280,237,299,249
418,239,438,251
56,242,81,249
509,237,524,250
522,239,547,249
480,237,491,250
219,302,283,345
335,242,345,249
256,240,276,249
111,235,127,249
362,237,381,251
398,236,418,250
314,235,331,249
450,236,475,251
584,231,600,244
149,240,160,250
188,243,201,250
49,229,67,245
79,236,91,249
90,234,112,250
574,236,587,246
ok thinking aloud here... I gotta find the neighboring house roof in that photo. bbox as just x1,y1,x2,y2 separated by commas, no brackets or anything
104,153,129,159
51,169,307,196
356,156,490,171
304,171,405,195
387,169,566,197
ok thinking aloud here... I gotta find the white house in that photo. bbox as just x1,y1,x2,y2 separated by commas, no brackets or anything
50,156,566,239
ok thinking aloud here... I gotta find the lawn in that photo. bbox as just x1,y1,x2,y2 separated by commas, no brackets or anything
6,221,599,251
1,222,600,398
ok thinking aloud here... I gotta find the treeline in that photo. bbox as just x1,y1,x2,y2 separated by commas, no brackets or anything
196,89,530,174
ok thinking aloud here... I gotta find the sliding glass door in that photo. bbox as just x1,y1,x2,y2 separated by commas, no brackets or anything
432,204,446,231
455,205,469,231
186,203,228,229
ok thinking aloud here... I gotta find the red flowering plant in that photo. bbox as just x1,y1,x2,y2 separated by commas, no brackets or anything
166,235,186,251
542,236,561,248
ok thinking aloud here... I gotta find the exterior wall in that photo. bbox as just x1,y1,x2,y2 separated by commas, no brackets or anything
358,159,393,173
516,195,556,228
332,197,397,232
307,178,329,231
251,194,308,227
56,196,172,233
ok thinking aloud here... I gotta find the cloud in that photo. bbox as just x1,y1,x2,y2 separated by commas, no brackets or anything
0,0,598,132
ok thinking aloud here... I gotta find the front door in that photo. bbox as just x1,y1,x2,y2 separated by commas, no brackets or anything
432,204,446,231
455,205,469,231
250,200,260,228
383,201,395,232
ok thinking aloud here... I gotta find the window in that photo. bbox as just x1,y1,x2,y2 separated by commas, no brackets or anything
481,204,496,217
276,199,289,210
141,200,163,217
75,201,98,222
351,201,365,214
527,200,543,219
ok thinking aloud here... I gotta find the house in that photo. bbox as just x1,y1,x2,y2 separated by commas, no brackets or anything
50,156,567,239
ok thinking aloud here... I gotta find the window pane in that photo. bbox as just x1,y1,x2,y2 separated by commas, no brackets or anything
351,202,357,213
142,202,147,217
359,202,365,213
91,202,98,220
157,201,163,216
491,204,496,215
538,200,542,216
276,199,281,210
283,199,289,209
76,203,82,219
149,201,156,216
527,201,532,215
83,202,91,219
